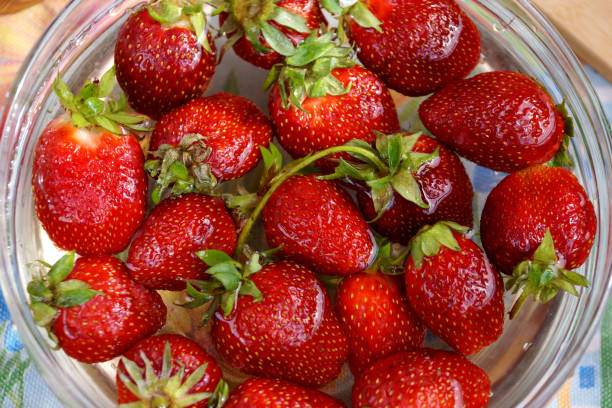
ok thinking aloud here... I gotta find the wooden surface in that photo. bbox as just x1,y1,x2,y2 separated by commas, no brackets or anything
532,0,612,82
0,0,67,107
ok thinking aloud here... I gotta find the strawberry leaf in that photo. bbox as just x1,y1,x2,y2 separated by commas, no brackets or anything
97,65,116,98
533,229,556,265
260,144,284,172
55,289,101,308
53,76,78,112
206,264,241,291
286,38,334,66
408,221,468,268
82,97,105,116
27,280,53,303
347,1,382,32
28,303,57,327
239,279,263,302
71,112,90,128
188,11,212,53
197,250,234,267
47,251,75,287
320,0,343,14
220,291,236,316
270,5,310,33
118,343,216,408
390,168,428,209
507,227,590,319
147,1,182,24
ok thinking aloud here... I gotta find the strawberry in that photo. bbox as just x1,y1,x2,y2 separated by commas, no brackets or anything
187,253,349,387
219,0,324,69
403,222,504,355
480,166,596,317
262,175,375,275
114,1,216,118
33,69,149,256
224,378,346,407
352,349,490,408
265,33,400,170
335,270,426,376
126,193,237,291
117,334,225,408
147,93,273,202
419,71,569,172
27,252,166,363
337,0,480,96
353,132,473,244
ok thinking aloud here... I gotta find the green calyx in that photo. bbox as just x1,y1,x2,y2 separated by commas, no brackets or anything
407,221,470,268
263,31,355,110
145,133,218,204
118,342,229,408
321,131,439,220
371,238,411,275
218,0,311,58
27,251,103,344
183,250,265,325
147,0,213,53
53,66,151,135
549,101,575,168
506,229,589,319
320,0,382,41
222,143,285,218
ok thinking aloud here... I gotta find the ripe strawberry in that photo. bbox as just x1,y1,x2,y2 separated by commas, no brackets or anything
265,33,399,170
403,222,504,355
126,193,237,291
352,349,490,408
219,0,324,69
419,71,568,172
355,133,473,244
342,0,481,96
114,1,216,118
27,252,166,363
262,175,375,275
117,334,225,408
480,166,596,316
187,252,349,387
335,271,425,376
147,93,273,201
33,69,148,256
224,378,346,407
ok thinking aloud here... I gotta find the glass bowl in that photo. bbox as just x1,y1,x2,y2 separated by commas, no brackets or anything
1,0,611,407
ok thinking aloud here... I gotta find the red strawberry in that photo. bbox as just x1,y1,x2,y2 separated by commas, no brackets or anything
27,252,166,363
269,64,400,169
188,253,349,387
356,133,473,244
115,2,216,118
262,175,376,276
335,271,425,376
117,334,224,408
126,193,237,291
147,93,273,201
224,378,346,407
219,0,324,69
403,222,504,355
480,166,596,316
419,71,568,172
33,71,148,256
343,0,481,96
352,349,491,408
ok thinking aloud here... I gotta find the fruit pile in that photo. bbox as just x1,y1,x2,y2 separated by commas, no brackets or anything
26,0,597,406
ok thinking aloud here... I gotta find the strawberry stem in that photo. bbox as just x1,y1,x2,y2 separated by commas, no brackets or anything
233,144,387,257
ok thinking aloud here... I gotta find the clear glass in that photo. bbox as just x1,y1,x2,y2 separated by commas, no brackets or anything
0,0,611,407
